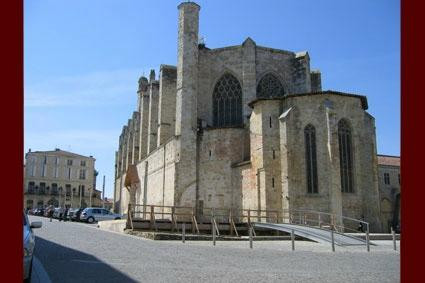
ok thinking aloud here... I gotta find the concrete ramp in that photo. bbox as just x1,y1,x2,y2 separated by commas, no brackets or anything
253,222,370,246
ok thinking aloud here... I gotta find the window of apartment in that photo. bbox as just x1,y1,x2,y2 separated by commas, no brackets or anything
81,185,85,197
54,166,59,178
81,160,86,167
51,183,58,195
27,182,35,194
39,183,46,195
55,157,59,165
67,159,73,166
384,173,390,185
79,169,86,180
68,168,72,180
42,164,47,177
66,184,71,196
30,164,36,177
30,157,37,177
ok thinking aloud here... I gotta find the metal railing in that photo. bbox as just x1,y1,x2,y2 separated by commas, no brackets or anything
127,203,370,247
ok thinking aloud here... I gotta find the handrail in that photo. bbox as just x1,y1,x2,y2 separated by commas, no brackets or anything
127,204,369,234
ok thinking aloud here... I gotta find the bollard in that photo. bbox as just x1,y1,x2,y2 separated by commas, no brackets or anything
182,223,186,243
366,224,370,252
212,222,216,246
391,227,396,251
331,226,335,252
291,229,295,251
249,227,253,249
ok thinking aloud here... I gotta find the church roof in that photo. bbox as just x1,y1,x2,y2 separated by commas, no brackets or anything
377,155,400,167
248,90,368,110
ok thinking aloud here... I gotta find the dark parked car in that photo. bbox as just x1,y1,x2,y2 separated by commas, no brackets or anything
68,208,84,221
35,208,45,216
44,205,55,217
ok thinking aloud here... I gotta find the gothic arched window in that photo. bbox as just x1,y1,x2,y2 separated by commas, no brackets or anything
338,119,354,193
256,73,285,98
212,73,243,127
305,124,318,194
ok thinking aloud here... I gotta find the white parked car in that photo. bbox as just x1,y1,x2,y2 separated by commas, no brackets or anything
23,211,42,282
80,208,122,223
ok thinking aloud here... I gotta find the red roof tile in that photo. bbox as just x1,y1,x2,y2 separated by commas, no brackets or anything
377,155,400,167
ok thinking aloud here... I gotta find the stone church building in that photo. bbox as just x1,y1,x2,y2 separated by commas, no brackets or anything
114,2,382,231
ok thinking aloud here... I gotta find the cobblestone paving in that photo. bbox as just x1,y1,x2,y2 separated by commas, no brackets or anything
31,216,399,283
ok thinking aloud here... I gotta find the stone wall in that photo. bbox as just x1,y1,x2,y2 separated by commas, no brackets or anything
378,162,400,232
115,138,178,215
248,92,380,231
147,80,160,154
197,128,246,210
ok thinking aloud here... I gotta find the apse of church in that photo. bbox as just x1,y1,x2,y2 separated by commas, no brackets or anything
114,2,382,232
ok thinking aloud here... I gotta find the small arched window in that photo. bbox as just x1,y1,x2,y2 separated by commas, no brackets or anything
338,119,354,193
304,124,318,194
212,73,242,127
256,73,285,98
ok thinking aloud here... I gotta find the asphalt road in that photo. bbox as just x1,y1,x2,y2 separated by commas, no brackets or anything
30,215,400,283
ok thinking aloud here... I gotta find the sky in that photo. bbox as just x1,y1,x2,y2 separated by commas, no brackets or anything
24,0,400,199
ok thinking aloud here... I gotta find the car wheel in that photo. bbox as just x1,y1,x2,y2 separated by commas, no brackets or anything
114,217,121,220
87,217,95,224
24,258,33,283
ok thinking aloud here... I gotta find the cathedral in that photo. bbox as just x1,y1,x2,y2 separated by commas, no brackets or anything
114,2,382,232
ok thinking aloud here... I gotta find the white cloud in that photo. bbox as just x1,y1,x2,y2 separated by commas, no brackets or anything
24,68,156,108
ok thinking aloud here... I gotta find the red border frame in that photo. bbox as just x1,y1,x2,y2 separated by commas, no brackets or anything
1,0,23,281
401,0,425,281
0,0,419,281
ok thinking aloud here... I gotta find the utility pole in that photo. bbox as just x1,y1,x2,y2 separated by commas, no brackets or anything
102,175,105,209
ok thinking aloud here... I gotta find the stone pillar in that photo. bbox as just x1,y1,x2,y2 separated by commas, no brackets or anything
122,126,128,173
126,119,133,168
242,37,256,123
147,70,160,154
278,108,291,212
117,135,123,174
249,105,265,213
174,2,200,207
131,112,140,164
114,151,118,179
157,65,177,147
138,77,149,161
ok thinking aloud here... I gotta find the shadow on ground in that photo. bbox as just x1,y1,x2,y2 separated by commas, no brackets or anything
34,236,138,283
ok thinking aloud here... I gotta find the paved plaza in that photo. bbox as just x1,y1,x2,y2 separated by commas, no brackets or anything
30,216,400,283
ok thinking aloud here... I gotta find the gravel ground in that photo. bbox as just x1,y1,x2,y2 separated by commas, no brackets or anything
30,216,400,283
